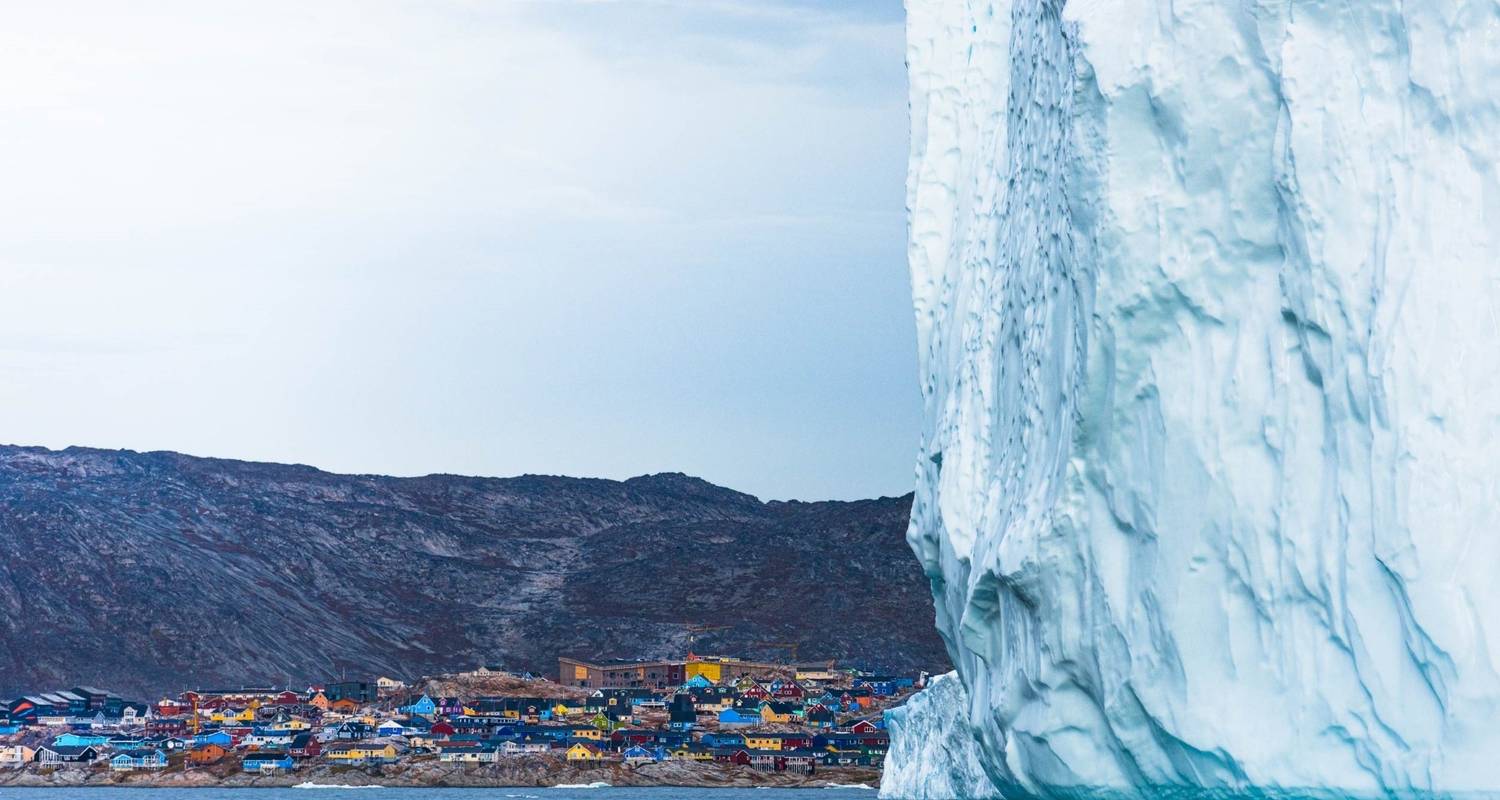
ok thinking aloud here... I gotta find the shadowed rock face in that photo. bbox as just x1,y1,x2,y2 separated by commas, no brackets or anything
0,445,946,697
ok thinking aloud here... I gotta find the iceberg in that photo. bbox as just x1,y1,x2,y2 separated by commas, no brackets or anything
881,672,1001,799
896,0,1500,797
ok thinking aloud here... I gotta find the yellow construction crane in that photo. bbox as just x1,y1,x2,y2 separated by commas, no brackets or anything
684,623,731,651
755,641,801,663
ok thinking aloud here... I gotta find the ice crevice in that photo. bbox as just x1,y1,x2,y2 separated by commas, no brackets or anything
886,0,1500,797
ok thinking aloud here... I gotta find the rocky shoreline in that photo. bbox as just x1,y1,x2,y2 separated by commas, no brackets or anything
0,756,880,790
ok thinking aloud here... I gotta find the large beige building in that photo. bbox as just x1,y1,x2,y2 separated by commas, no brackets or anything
559,655,782,689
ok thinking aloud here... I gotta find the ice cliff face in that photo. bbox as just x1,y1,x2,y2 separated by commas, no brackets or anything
899,0,1499,796
881,672,1001,799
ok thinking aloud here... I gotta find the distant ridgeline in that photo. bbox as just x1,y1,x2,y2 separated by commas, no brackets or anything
0,445,948,696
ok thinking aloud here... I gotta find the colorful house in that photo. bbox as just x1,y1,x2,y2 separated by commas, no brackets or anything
717,708,759,726
759,701,797,724
323,742,398,765
566,742,605,762
804,704,835,728
669,744,715,761
701,732,745,748
743,734,783,752
242,752,296,772
109,749,167,772
712,747,752,766
499,738,552,755
684,661,723,683
188,744,228,765
0,746,35,768
193,731,233,748
53,733,110,749
568,725,603,741
768,679,805,699
403,695,437,717
438,746,499,763
36,745,99,765
288,734,321,759
622,745,658,765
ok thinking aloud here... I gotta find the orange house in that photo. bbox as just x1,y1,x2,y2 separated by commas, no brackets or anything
189,744,228,765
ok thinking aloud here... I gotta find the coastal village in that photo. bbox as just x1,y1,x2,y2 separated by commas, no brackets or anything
0,654,921,787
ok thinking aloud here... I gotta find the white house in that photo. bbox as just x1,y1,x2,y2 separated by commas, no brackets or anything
0,746,35,769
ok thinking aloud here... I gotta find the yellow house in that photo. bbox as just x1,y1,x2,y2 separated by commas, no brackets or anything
566,742,605,762
694,696,732,713
405,732,438,749
684,661,722,683
759,704,793,724
326,743,398,764
569,725,603,740
743,734,782,751
670,745,713,761
232,707,257,724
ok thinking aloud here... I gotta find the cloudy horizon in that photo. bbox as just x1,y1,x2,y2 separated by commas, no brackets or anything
0,0,914,501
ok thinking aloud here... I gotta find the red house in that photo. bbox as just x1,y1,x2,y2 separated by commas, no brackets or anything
849,719,879,734
771,680,805,699
778,733,813,749
714,748,751,766
429,721,456,739
289,734,322,758
147,717,188,736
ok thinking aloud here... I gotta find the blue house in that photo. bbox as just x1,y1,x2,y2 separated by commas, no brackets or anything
54,733,111,748
701,732,745,748
242,752,296,773
109,749,167,772
621,745,659,764
404,694,437,716
717,708,759,726
193,731,233,747
682,674,714,689
377,720,407,737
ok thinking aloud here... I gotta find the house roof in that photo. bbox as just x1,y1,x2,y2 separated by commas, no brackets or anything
46,745,98,755
243,751,293,761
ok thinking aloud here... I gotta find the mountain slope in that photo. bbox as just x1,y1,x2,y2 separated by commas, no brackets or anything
0,445,945,697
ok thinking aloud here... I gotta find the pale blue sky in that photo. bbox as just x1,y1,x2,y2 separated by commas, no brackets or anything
0,0,914,500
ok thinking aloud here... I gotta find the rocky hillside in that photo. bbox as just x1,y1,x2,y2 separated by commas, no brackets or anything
0,445,945,697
